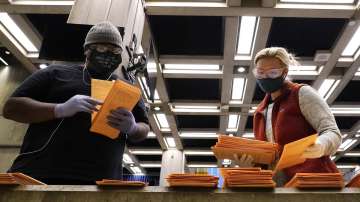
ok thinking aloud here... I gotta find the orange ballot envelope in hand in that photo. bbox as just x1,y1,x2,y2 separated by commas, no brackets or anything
274,134,317,171
90,79,141,139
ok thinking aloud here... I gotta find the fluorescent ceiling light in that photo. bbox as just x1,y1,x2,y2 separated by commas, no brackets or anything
338,57,354,62
288,65,319,76
338,139,358,151
163,69,222,75
0,57,9,66
336,164,359,169
39,64,48,69
289,65,317,71
242,133,255,138
227,114,240,132
179,132,218,139
344,152,360,157
171,105,220,113
222,159,232,165
145,2,226,7
237,67,246,73
231,78,246,101
130,149,163,155
165,137,176,148
331,107,360,114
153,113,170,132
123,154,134,164
140,163,161,168
147,62,157,73
0,13,38,53
234,55,252,61
164,64,220,70
237,16,257,55
9,0,74,5
342,25,360,57
356,134,360,138
130,166,143,174
187,164,218,168
280,0,354,4
317,79,340,100
330,156,336,161
137,77,161,103
248,106,257,114
184,150,214,156
147,131,156,138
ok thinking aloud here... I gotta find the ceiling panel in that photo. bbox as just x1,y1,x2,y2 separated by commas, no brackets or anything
267,18,347,57
335,81,360,103
176,115,220,129
182,138,217,148
335,116,359,130
166,78,221,101
149,15,224,55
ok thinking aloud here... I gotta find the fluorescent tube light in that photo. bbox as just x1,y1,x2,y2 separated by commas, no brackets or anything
227,114,240,132
331,107,360,115
140,163,162,168
237,16,257,55
231,78,246,100
280,0,354,3
187,164,218,168
123,154,134,164
338,139,358,151
164,64,220,70
171,105,220,113
344,152,360,157
184,150,214,156
153,113,170,132
165,137,176,148
130,149,163,155
318,79,340,100
342,25,360,58
179,132,218,139
9,0,74,5
0,57,9,66
0,13,38,53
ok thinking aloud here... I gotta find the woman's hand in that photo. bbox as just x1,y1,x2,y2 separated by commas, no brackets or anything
233,154,255,167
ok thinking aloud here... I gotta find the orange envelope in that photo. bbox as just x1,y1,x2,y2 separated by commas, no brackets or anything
274,134,317,171
91,79,114,121
90,79,141,139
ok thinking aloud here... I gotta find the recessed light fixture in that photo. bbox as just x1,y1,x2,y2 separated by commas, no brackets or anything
318,79,340,100
39,64,48,69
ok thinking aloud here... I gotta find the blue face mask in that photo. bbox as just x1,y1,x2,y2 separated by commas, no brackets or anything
256,76,285,93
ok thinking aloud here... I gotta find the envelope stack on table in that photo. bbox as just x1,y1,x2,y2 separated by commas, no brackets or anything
0,173,45,185
166,173,219,188
346,174,360,187
212,135,278,165
96,179,147,187
220,168,276,188
285,173,344,189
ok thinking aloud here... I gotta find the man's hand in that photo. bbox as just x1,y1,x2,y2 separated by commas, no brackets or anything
54,95,103,118
233,154,255,167
107,107,137,135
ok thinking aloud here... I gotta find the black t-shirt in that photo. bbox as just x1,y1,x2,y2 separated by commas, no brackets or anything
8,65,148,182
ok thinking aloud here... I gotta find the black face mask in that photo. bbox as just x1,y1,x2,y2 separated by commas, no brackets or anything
256,76,285,93
87,50,122,79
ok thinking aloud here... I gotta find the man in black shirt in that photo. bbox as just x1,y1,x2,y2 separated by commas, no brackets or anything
2,21,149,185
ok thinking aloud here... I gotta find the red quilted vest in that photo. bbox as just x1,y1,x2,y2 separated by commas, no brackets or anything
253,81,339,181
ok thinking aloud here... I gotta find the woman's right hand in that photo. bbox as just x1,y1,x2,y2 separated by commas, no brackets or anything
233,154,255,167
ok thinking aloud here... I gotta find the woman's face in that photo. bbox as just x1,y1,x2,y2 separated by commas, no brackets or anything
254,57,287,79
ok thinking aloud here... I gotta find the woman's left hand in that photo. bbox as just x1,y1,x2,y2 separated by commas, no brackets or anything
301,139,326,159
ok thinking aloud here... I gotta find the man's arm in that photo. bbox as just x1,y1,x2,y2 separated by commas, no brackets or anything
3,97,56,124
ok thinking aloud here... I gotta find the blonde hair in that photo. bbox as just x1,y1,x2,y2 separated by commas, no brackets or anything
254,47,299,68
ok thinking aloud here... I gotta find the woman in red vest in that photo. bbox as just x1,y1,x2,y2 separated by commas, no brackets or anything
233,47,342,186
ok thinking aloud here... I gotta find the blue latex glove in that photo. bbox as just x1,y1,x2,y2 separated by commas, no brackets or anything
54,95,103,118
107,107,137,135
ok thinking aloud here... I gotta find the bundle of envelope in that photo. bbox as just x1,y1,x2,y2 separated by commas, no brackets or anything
90,79,141,139
212,135,278,165
166,173,219,188
285,173,344,188
0,173,45,185
220,167,276,188
346,174,360,187
96,179,147,187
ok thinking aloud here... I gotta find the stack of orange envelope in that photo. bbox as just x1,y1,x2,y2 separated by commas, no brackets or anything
285,173,344,189
221,168,276,188
166,173,219,188
96,179,147,187
0,173,45,185
212,135,278,165
90,79,142,139
346,174,360,187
